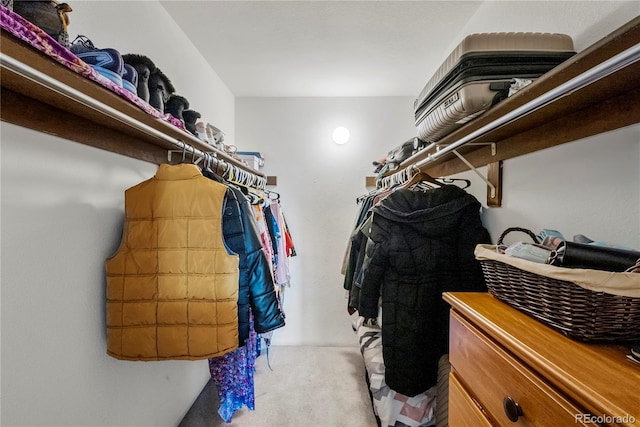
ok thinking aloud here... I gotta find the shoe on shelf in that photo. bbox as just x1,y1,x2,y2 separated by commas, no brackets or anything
122,54,156,102
122,64,138,94
148,68,175,113
182,110,201,136
69,34,95,54
165,94,190,122
70,35,125,87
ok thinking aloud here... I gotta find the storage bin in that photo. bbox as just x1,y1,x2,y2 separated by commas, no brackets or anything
475,244,640,342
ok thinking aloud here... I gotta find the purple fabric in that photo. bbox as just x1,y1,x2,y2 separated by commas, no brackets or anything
208,318,259,423
0,4,186,131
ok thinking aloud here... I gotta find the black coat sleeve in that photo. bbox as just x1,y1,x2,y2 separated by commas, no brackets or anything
358,213,389,319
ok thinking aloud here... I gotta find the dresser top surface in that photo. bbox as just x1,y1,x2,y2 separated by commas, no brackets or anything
444,292,640,423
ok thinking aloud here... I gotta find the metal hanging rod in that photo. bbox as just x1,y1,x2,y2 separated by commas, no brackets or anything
405,42,640,171
0,52,266,188
377,148,495,195
1,52,182,145
167,148,267,190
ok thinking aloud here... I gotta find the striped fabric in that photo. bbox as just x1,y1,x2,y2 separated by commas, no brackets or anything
435,355,450,427
355,316,437,427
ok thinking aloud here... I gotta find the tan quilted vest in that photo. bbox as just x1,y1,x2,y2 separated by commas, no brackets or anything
105,164,239,361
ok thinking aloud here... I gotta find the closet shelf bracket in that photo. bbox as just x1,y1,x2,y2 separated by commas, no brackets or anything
445,148,495,197
168,146,199,163
372,141,502,206
444,148,502,207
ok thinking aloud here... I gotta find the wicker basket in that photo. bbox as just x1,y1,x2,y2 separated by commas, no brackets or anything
476,229,640,342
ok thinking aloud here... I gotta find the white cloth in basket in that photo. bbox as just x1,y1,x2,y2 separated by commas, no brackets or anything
475,244,640,298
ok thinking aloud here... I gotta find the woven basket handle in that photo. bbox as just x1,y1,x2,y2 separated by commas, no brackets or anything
497,227,539,245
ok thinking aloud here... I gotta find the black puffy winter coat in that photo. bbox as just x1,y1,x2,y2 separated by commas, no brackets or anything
358,185,490,396
222,186,286,345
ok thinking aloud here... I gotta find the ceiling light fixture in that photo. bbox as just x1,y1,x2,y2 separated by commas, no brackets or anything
332,126,350,145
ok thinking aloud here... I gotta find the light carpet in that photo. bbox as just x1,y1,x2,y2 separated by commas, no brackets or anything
179,345,379,427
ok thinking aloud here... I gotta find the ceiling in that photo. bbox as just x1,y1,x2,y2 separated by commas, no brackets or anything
160,1,483,97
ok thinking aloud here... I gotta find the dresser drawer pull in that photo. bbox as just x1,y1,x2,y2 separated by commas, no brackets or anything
503,396,523,422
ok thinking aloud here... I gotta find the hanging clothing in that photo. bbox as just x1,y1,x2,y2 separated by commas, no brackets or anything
346,215,373,312
198,172,287,423
283,217,296,257
343,189,383,314
208,316,259,423
263,205,279,259
270,199,291,287
217,182,285,345
343,194,376,291
251,203,276,280
105,163,239,361
358,185,490,396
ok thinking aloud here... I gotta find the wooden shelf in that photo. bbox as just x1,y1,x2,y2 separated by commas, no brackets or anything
0,29,265,179
389,16,640,179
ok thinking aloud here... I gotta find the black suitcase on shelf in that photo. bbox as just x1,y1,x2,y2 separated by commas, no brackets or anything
414,32,576,143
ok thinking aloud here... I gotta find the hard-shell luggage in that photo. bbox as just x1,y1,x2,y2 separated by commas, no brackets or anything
414,32,575,143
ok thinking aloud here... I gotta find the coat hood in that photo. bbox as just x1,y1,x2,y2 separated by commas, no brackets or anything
372,185,481,232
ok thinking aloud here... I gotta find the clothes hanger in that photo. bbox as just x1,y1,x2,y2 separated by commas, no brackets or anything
357,189,378,204
200,153,227,184
216,158,227,177
441,177,471,189
237,168,247,186
181,144,187,163
238,186,263,205
268,191,280,201
205,153,215,173
400,166,442,189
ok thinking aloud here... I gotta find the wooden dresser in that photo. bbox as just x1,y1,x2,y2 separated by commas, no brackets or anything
444,292,640,426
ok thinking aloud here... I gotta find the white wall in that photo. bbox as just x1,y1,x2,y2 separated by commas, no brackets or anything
69,0,236,143
1,1,237,426
456,126,640,247
2,1,639,425
457,1,639,52
236,97,417,345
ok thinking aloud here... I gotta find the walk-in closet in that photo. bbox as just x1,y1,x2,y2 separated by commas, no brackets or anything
2,1,639,426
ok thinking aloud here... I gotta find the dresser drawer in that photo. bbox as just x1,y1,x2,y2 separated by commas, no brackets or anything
449,370,493,427
449,311,588,426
